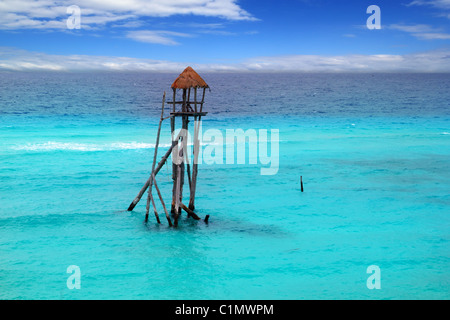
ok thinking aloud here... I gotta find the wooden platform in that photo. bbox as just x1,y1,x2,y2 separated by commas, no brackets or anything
170,112,208,117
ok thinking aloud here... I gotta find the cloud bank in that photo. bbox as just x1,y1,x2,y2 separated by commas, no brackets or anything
1,47,450,72
0,0,257,30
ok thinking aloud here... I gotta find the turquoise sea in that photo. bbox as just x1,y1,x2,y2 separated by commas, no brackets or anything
0,72,449,299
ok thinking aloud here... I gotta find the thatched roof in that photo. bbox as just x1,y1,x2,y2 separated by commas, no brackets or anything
171,66,209,89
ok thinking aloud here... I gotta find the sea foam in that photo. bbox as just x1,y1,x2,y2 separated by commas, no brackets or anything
11,141,172,152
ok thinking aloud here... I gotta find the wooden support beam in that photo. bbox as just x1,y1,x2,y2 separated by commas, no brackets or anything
148,193,160,224
153,175,172,227
167,101,205,105
189,116,201,210
187,88,191,108
172,89,176,112
171,88,177,213
200,88,206,113
145,92,165,223
185,144,192,192
194,87,198,113
182,89,187,112
170,112,208,117
180,203,201,221
174,158,182,227
177,115,188,217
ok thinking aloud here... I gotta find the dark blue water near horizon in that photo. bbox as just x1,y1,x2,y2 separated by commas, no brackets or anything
1,72,449,118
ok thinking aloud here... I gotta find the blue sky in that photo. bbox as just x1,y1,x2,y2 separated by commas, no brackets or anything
1,0,450,71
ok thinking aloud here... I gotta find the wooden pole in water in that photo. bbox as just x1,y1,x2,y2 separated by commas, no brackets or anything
171,88,177,214
179,115,189,211
189,89,205,210
174,147,182,227
180,203,201,220
145,92,166,223
184,87,196,195
184,131,192,193
153,174,173,227
300,176,304,192
148,193,160,224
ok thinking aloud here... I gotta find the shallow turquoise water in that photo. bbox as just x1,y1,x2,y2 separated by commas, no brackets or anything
0,73,449,299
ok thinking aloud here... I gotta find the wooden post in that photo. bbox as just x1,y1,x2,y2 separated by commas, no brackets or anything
174,147,182,227
194,87,198,113
189,88,206,209
187,88,191,109
300,176,304,192
189,115,201,210
200,88,206,113
180,203,201,220
153,175,173,227
184,141,192,193
172,88,176,113
145,92,166,223
171,88,177,213
179,115,189,211
148,193,160,224
182,89,187,112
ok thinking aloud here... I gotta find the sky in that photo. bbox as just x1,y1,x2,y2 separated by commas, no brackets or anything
0,0,450,72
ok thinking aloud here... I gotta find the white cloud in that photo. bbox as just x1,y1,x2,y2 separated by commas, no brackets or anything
389,23,450,40
1,47,450,73
408,0,450,19
415,32,450,39
409,0,450,9
0,47,184,71
0,0,257,30
126,30,192,45
389,24,436,33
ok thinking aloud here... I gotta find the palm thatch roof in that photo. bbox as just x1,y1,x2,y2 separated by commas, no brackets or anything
171,66,209,89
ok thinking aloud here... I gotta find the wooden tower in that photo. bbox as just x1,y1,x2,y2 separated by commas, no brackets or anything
127,67,209,227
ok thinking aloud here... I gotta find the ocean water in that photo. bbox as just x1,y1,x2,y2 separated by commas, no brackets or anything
0,72,449,300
